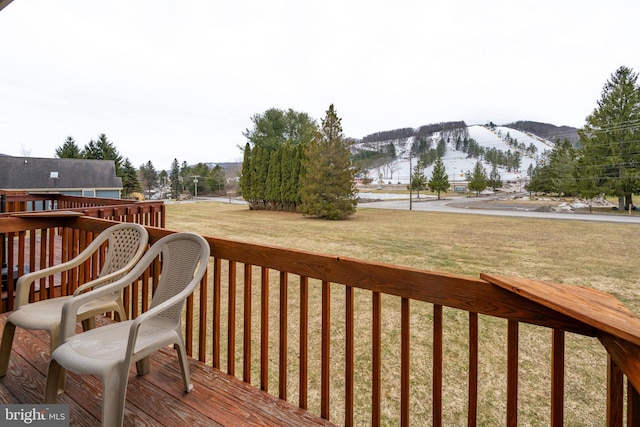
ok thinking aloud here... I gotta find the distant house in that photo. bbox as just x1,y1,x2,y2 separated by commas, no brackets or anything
0,155,122,199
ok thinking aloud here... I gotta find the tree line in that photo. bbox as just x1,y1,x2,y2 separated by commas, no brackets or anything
528,66,640,210
55,134,225,199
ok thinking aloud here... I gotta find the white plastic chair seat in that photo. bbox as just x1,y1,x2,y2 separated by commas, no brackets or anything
50,319,180,374
7,294,123,332
45,232,210,427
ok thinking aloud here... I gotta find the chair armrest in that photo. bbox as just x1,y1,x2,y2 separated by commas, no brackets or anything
58,248,156,342
72,269,129,295
15,254,92,308
14,233,113,308
125,279,200,358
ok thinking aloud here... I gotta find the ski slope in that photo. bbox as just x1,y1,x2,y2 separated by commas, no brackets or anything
364,125,554,188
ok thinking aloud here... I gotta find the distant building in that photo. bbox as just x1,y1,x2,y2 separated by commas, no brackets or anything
0,155,122,198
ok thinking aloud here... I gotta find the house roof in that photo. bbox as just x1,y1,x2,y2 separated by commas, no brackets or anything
0,156,122,191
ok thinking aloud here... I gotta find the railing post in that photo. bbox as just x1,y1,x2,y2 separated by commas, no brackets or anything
607,355,624,427
1,194,6,269
551,329,565,427
627,380,640,427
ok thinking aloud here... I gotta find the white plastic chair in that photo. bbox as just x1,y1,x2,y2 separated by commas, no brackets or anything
44,232,210,427
0,222,149,377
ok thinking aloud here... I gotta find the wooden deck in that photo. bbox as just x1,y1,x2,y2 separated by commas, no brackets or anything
0,313,335,426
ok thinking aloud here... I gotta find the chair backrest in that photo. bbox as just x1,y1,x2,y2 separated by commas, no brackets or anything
91,223,149,287
145,232,209,323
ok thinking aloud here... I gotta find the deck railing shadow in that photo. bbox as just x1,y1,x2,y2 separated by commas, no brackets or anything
1,212,639,426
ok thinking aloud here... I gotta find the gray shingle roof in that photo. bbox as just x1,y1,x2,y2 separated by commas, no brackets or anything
0,156,122,191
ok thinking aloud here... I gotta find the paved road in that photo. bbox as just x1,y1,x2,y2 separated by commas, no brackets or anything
358,195,640,224
187,195,640,224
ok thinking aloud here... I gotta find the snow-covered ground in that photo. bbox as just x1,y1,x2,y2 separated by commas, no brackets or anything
363,125,554,189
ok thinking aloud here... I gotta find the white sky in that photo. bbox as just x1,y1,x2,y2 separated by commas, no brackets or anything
0,0,637,170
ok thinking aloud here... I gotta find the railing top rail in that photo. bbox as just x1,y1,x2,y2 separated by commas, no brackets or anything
1,192,126,205
483,273,640,346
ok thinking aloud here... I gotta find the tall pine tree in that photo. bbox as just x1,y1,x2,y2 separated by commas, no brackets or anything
299,105,357,219
55,136,82,158
428,156,449,199
467,161,488,196
169,158,181,198
577,66,640,209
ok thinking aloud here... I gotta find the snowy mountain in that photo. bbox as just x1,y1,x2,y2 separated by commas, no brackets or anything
355,124,556,189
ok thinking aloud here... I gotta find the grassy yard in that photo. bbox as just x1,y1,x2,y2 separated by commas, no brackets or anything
165,201,638,426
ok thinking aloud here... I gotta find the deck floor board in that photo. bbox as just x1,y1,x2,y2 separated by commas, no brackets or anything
0,313,335,427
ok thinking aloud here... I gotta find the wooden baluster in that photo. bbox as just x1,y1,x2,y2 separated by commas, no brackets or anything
627,379,640,427
299,275,309,410
6,232,14,310
227,261,237,376
243,264,253,382
401,298,410,426
607,355,624,427
372,291,381,427
39,228,48,301
468,312,478,427
278,271,287,400
186,291,194,356
551,329,565,427
433,304,443,427
345,285,354,427
321,280,330,420
198,266,208,363
212,258,222,369
260,267,269,392
507,320,519,427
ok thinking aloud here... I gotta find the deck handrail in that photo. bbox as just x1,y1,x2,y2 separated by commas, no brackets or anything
1,214,639,425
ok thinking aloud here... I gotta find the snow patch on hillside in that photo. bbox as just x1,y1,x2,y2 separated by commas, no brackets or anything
360,125,555,190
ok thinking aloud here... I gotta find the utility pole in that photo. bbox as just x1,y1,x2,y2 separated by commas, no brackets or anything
192,176,200,198
409,152,413,211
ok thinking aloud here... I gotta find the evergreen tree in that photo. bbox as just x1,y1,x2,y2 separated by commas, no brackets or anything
577,66,640,209
55,136,82,158
169,159,181,198
548,140,577,196
180,161,190,194
299,105,357,219
488,164,502,191
408,160,427,198
240,143,253,201
279,141,296,211
241,108,317,210
139,161,159,194
83,134,123,175
265,148,283,209
428,156,449,200
467,161,488,196
120,158,142,197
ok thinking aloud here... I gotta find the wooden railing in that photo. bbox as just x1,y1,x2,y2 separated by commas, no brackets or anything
1,214,640,426
0,192,165,227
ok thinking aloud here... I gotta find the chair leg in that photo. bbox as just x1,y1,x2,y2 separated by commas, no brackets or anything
49,327,67,394
115,300,128,322
174,342,193,393
44,360,63,403
101,368,129,427
0,321,16,377
135,356,150,375
81,317,96,330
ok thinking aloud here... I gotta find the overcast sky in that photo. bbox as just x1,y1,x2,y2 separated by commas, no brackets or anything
0,0,637,169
